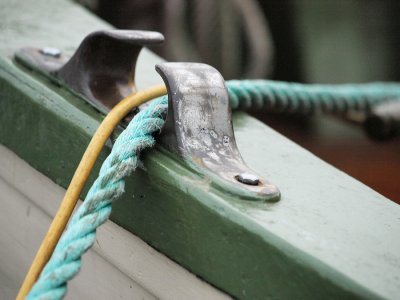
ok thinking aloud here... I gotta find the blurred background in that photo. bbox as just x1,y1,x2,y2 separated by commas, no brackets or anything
79,0,400,203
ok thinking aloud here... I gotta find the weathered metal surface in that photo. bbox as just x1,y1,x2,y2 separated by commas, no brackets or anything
15,30,164,117
156,63,280,202
0,0,400,299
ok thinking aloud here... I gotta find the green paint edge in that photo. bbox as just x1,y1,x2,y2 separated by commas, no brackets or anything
0,58,382,299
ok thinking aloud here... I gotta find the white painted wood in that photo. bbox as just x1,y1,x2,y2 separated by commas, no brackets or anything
0,144,231,300
0,178,156,300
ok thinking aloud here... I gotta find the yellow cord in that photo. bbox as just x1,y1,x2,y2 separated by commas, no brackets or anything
16,85,167,300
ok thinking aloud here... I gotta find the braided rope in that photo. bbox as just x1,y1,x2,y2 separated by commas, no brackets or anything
26,79,400,299
27,96,168,300
227,80,400,114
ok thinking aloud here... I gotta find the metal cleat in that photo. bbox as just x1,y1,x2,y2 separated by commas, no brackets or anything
156,62,280,202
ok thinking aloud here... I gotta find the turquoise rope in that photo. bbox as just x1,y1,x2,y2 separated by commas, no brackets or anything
27,80,400,299
27,96,168,300
227,80,400,113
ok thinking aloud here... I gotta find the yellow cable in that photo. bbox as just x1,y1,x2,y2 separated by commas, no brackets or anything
17,84,167,300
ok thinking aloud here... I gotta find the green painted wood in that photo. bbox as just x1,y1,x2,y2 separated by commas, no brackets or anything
0,0,399,299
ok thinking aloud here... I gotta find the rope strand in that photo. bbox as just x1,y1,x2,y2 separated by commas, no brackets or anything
227,80,400,113
27,97,168,300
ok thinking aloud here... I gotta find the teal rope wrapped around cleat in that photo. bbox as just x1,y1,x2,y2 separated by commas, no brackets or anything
27,79,400,299
226,80,400,113
27,96,168,300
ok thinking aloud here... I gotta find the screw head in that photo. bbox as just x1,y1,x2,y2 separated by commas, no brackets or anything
235,173,260,186
40,47,61,58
